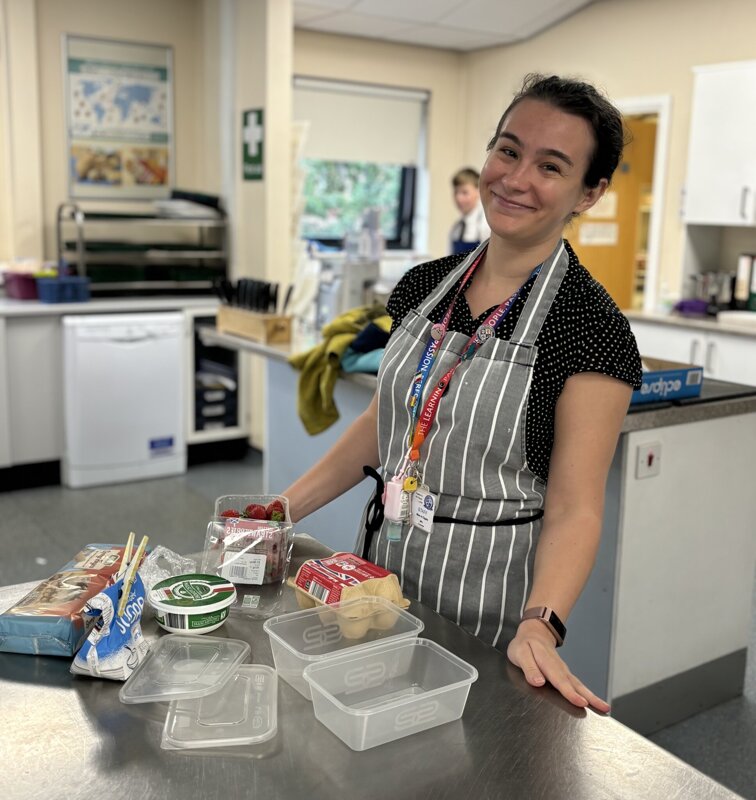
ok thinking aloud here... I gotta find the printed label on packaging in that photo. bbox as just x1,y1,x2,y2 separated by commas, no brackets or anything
241,594,261,609
294,553,391,604
220,553,267,585
74,547,122,572
411,486,437,533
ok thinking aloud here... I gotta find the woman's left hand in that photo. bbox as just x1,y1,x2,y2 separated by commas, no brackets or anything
506,619,610,712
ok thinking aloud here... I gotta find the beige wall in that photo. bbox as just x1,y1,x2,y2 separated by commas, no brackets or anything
294,30,466,259
35,0,206,257
463,0,756,297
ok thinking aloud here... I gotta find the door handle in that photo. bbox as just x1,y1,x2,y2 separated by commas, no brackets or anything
690,338,701,365
741,186,751,220
705,341,716,374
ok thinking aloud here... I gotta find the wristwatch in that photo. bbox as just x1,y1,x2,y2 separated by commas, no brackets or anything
521,606,566,647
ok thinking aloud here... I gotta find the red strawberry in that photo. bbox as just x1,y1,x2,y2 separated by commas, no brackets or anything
244,503,267,520
220,509,241,518
266,499,286,522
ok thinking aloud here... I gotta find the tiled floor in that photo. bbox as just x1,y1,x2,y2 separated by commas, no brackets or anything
0,449,753,799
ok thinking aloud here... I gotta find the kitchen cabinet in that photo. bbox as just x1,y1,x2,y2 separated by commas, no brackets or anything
5,316,63,465
684,61,756,226
0,298,246,475
630,318,756,386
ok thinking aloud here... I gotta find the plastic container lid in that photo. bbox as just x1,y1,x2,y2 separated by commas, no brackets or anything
161,664,277,749
119,633,250,704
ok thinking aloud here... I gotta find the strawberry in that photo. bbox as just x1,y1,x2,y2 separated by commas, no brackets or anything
266,499,286,522
220,509,241,518
244,503,267,520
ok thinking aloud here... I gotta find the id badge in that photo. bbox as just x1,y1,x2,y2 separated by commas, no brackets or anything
411,485,437,533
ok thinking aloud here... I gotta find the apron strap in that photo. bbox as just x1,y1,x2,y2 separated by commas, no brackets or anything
361,465,385,559
509,240,569,348
433,509,544,527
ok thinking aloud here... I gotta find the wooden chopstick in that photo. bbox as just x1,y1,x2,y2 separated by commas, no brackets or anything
117,534,149,617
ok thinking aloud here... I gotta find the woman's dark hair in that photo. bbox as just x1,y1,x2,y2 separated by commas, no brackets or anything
487,73,627,188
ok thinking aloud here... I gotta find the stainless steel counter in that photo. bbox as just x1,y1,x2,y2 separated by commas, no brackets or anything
0,537,741,800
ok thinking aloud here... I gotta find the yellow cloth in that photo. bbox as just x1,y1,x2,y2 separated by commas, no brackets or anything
288,305,388,435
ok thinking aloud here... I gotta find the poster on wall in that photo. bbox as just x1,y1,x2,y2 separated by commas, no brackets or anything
63,35,174,200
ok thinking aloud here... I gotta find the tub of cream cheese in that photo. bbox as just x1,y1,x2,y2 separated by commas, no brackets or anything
150,573,236,634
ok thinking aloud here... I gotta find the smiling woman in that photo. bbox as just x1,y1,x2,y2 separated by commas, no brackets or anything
283,73,643,713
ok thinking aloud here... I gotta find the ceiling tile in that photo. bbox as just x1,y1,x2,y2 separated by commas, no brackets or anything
352,0,463,24
387,24,513,51
300,11,416,38
293,3,338,24
440,0,566,35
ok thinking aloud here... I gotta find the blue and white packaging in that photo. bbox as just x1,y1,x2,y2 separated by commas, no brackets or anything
70,573,150,681
631,357,704,405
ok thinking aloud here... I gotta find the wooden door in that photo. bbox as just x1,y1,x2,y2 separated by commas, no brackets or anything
568,116,657,311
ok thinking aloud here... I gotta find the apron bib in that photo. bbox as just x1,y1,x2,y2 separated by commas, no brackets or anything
360,240,569,651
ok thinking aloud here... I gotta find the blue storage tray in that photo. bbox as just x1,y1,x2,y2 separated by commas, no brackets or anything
36,276,90,303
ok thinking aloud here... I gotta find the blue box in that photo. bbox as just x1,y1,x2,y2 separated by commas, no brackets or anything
36,275,90,303
631,358,704,405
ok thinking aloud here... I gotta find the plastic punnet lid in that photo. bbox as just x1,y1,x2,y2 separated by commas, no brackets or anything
119,634,251,704
149,573,236,615
161,664,277,749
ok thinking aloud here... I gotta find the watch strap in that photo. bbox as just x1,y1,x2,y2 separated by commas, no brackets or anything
521,606,566,647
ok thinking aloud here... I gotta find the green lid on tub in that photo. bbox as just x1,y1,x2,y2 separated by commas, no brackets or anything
150,573,236,612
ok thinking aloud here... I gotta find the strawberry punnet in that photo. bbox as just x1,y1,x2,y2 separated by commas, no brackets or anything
244,503,267,520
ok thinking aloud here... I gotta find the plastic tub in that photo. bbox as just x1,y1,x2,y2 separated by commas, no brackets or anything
4,272,38,299
302,638,478,751
161,664,277,750
149,573,236,634
36,276,90,303
263,596,424,700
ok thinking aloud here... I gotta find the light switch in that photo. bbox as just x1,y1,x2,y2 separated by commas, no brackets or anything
636,442,661,479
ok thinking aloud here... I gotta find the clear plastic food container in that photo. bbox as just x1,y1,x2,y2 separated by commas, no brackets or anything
161,664,277,750
263,597,424,700
119,633,250,704
302,638,478,751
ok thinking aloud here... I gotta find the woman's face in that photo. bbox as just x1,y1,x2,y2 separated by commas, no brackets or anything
479,98,607,249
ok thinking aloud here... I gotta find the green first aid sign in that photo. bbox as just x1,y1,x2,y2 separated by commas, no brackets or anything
242,108,264,181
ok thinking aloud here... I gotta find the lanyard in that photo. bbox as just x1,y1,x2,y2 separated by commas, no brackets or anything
402,260,541,470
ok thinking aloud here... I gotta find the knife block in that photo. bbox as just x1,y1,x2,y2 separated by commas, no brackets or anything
217,305,293,344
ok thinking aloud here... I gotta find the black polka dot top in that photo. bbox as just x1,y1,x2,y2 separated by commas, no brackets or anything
386,240,643,483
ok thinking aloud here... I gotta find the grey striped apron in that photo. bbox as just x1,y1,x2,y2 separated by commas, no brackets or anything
359,239,569,651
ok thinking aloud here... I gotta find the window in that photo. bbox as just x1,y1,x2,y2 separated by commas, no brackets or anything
299,159,415,248
293,77,427,251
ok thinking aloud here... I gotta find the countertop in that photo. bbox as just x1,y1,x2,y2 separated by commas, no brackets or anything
0,536,741,800
0,295,219,317
199,326,756,432
625,309,756,339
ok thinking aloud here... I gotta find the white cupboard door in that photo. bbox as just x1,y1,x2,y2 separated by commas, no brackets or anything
630,321,704,365
704,331,756,385
684,62,756,226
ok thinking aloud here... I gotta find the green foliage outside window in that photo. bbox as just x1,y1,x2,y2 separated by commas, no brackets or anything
300,159,402,241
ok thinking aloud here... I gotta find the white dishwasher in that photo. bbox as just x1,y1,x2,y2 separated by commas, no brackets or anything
62,312,186,488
